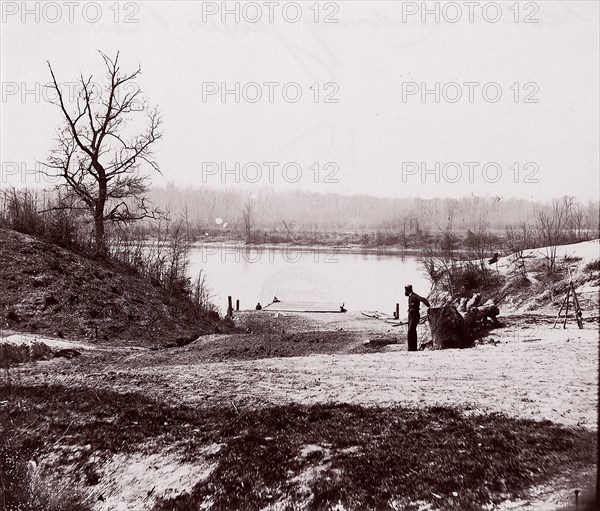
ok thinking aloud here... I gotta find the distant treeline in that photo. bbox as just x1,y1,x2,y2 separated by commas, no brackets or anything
2,186,598,250
147,186,600,240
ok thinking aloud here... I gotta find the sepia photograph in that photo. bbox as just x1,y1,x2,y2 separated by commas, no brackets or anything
0,1,599,510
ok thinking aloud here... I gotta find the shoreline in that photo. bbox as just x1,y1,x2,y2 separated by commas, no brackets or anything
188,239,426,256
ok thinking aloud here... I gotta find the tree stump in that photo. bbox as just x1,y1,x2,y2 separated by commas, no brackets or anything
427,306,473,349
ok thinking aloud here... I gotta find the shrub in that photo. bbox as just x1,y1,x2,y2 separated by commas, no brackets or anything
109,219,202,303
452,263,505,298
0,188,90,254
584,259,600,272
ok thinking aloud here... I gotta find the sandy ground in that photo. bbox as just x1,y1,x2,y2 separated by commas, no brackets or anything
0,329,96,350
8,310,598,511
14,313,597,511
30,316,597,431
496,240,600,271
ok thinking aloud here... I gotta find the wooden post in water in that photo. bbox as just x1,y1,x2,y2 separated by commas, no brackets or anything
395,303,400,320
236,299,240,312
227,296,233,317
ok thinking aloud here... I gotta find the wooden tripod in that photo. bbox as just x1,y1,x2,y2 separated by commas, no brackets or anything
552,280,584,329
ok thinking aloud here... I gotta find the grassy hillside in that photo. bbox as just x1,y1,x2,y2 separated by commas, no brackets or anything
0,228,231,347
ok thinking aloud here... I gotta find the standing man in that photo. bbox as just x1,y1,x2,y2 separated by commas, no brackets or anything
405,284,430,351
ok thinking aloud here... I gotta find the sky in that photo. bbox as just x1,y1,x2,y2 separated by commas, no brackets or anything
1,1,599,201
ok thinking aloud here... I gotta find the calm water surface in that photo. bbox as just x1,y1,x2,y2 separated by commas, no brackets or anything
188,244,431,316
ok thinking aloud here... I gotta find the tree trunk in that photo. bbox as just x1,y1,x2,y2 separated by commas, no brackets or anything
94,182,107,256
93,217,104,255
93,203,105,256
427,305,472,350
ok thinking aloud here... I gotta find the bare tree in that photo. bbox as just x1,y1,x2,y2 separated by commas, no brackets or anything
505,223,534,277
421,243,460,297
242,199,254,242
399,216,409,247
443,198,459,233
465,227,494,270
567,203,586,242
535,196,572,274
43,51,162,255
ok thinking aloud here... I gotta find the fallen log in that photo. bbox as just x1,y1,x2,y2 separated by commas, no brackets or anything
462,304,501,326
427,306,473,350
466,293,482,311
456,297,468,312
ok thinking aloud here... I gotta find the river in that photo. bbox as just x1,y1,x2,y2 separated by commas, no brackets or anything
188,243,432,316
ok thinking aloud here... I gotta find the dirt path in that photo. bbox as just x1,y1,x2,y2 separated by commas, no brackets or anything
155,327,598,429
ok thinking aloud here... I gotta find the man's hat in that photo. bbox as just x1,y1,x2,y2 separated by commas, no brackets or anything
404,284,413,293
